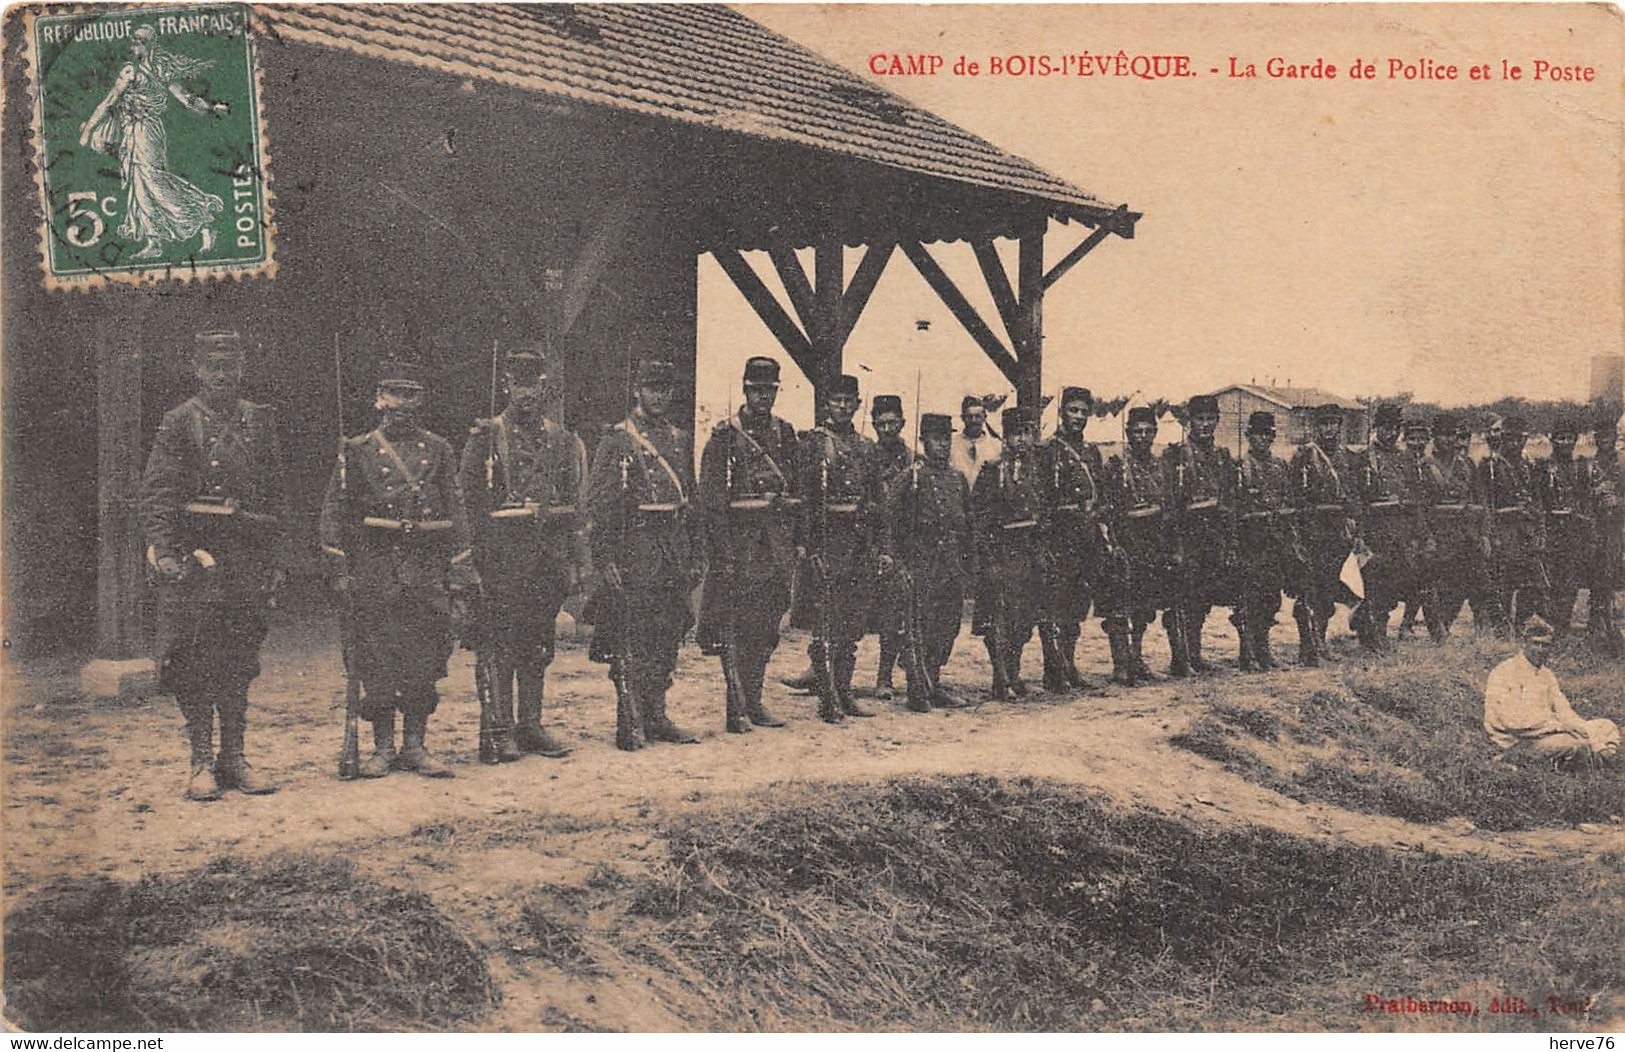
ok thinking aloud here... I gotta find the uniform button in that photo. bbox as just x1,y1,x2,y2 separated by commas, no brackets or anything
210,460,220,467
382,467,390,474
418,442,426,449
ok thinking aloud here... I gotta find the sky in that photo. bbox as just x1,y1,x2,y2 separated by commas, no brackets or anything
694,4,1622,433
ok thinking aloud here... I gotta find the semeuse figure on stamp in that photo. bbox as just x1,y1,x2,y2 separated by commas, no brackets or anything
140,328,288,801
697,356,799,734
458,344,587,762
585,359,703,750
320,358,477,779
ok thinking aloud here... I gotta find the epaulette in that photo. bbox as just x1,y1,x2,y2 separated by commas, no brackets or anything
244,400,273,413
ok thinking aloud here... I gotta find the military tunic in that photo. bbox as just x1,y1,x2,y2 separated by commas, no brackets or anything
890,456,975,684
1039,434,1106,623
1163,440,1238,607
1288,441,1357,646
1232,449,1294,647
869,436,915,644
140,396,289,705
1419,450,1488,639
971,453,1046,684
1477,452,1548,630
1100,448,1173,623
1352,440,1427,636
458,412,588,667
319,423,472,719
1587,450,1623,649
1535,454,1595,631
696,408,800,656
584,409,700,702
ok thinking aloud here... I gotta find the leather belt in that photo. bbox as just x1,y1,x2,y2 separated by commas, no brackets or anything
1124,504,1162,519
1493,506,1532,516
1432,502,1468,513
729,496,801,510
184,499,279,527
1185,498,1219,511
1367,499,1402,509
826,503,861,514
1239,510,1277,521
636,502,684,513
1001,519,1038,531
489,503,577,521
1311,503,1348,514
362,517,453,533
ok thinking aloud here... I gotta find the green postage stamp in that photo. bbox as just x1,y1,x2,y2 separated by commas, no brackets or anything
24,3,274,289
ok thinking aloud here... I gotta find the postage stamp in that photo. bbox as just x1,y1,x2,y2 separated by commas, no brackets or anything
22,3,274,289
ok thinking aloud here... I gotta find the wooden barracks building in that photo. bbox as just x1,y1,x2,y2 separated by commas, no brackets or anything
1,4,1138,691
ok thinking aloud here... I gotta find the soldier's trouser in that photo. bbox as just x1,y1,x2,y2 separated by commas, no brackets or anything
485,585,569,730
1480,522,1546,634
1543,527,1589,631
613,584,691,714
1231,588,1282,666
356,599,454,721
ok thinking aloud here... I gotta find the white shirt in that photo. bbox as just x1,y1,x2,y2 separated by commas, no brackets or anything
950,429,1002,484
1482,652,1586,749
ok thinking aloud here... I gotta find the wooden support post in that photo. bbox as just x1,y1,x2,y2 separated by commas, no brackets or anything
1042,224,1112,294
1016,226,1045,407
812,240,844,398
900,240,1019,386
710,248,817,378
81,306,157,699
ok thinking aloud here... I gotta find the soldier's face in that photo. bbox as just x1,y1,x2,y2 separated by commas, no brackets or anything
1248,431,1274,458
1190,412,1218,443
196,353,243,400
1377,425,1400,446
1525,634,1553,667
743,383,778,416
962,406,986,436
1128,423,1156,451
1061,401,1090,434
924,433,951,462
874,412,904,439
1553,435,1576,458
826,393,858,424
509,374,548,413
1502,433,1527,457
376,383,424,416
1316,420,1342,445
1007,428,1035,454
638,383,674,418
1405,431,1429,453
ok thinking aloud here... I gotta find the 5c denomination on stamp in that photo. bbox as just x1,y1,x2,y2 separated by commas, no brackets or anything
23,3,274,290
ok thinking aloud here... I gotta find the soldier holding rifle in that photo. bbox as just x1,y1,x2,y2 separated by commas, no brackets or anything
1037,386,1106,691
697,356,799,733
869,394,913,699
1587,409,1623,656
1161,394,1237,677
1394,416,1436,639
1417,412,1489,642
1100,406,1172,687
1351,404,1425,651
1477,415,1548,636
1231,411,1294,671
890,412,976,710
1534,413,1592,635
971,407,1046,700
140,328,288,801
1288,403,1357,666
799,374,892,723
458,344,587,761
320,358,476,779
585,359,702,750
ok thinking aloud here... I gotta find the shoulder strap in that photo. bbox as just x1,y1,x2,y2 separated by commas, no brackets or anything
621,418,685,500
728,412,789,488
371,429,426,499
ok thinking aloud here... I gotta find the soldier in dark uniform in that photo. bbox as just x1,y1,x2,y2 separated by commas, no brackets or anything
320,359,476,779
1350,404,1425,651
1586,409,1623,656
1536,414,1595,634
890,412,975,711
1232,411,1294,671
972,407,1046,700
1418,412,1489,641
141,328,288,800
1037,386,1106,690
800,374,892,722
1100,406,1172,686
1477,415,1548,635
868,394,912,699
697,356,799,733
1395,417,1435,639
458,346,586,761
585,359,702,750
1289,403,1357,665
1162,394,1237,676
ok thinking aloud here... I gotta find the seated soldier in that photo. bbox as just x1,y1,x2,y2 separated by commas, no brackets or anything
1483,615,1619,765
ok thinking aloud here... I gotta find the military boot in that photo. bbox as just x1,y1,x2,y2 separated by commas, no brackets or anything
1234,615,1257,672
484,670,523,764
514,679,568,757
985,638,1010,701
742,659,785,727
1130,624,1159,681
398,710,455,778
1294,608,1320,667
1005,640,1029,698
1039,626,1067,692
360,711,396,778
1061,626,1088,688
1187,611,1214,673
836,650,874,717
1164,611,1191,678
183,713,222,802
216,703,276,795
1105,623,1136,686
874,636,899,700
645,686,700,744
1253,621,1277,670
724,677,753,734
811,644,844,724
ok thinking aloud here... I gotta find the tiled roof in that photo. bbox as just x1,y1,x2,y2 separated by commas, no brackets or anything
260,4,1136,233
1216,385,1366,411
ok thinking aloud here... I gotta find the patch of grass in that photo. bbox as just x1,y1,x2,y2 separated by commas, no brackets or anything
1174,638,1624,831
4,853,495,1032
512,894,603,976
575,776,1623,1031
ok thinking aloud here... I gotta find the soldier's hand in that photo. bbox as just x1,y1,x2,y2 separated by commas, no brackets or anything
156,555,185,582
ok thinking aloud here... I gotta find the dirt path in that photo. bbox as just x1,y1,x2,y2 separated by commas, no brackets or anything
6,611,1615,906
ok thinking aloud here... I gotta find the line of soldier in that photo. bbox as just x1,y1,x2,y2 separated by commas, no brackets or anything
140,331,1624,800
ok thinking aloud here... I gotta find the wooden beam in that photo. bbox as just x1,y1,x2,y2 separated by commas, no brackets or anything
812,240,844,393
1016,228,1045,407
710,248,818,379
900,240,1019,385
558,189,639,337
767,244,819,344
972,239,1021,345
95,310,146,660
1042,224,1112,293
837,240,893,347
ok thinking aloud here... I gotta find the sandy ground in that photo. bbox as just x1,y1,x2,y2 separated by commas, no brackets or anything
4,606,1620,1030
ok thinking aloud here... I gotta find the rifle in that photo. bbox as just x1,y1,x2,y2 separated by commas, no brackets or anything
815,452,841,720
982,459,1017,704
476,338,500,764
900,372,935,710
610,357,647,749
335,337,361,781
717,394,752,727
1170,452,1195,672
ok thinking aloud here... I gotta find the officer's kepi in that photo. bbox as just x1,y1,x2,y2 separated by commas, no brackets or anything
743,356,780,387
376,358,427,391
